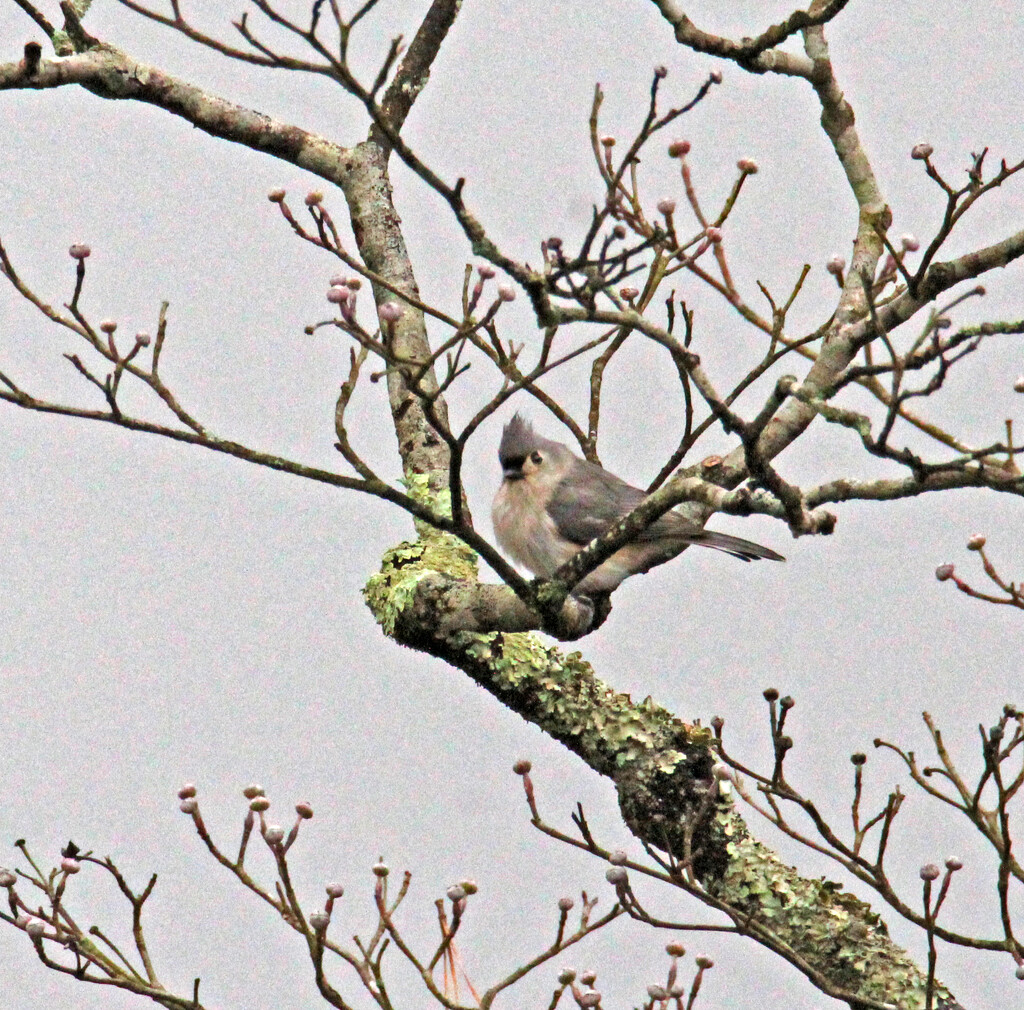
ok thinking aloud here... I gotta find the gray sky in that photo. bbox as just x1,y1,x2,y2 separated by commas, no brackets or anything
1,2,1023,1007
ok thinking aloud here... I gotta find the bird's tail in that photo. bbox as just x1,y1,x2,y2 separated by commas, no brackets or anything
691,530,785,563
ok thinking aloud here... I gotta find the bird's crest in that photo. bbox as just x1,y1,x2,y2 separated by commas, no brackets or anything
498,413,540,467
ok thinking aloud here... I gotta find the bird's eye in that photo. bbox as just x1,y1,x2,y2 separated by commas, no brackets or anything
530,451,542,465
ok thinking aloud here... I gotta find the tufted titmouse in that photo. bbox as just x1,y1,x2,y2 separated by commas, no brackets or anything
492,415,784,594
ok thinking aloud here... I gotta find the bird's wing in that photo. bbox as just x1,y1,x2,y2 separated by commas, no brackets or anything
546,460,684,545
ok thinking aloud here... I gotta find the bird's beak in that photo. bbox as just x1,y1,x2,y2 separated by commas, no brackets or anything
502,467,525,481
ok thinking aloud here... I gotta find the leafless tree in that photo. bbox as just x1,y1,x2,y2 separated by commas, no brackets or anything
2,1,1023,1008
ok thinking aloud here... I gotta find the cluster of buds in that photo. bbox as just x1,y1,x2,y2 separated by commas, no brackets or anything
557,967,601,1007
327,274,362,324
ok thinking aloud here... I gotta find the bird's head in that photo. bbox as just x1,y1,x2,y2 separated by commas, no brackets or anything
498,414,564,482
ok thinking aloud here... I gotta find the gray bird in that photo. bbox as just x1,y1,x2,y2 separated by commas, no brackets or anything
492,415,784,594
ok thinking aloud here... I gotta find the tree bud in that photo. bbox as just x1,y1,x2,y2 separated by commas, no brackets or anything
295,802,314,819
326,882,345,898
177,783,197,799
497,284,516,302
243,784,265,799
68,243,91,259
249,796,270,811
580,970,597,985
513,759,532,775
605,866,627,885
1014,376,1024,393
911,143,933,160
0,869,16,887
647,985,667,1000
26,919,46,938
966,535,986,550
557,968,577,985
945,858,963,871
709,69,723,83
656,198,676,216
705,226,722,243
665,942,685,956
737,158,758,174
308,910,330,931
608,850,628,865
179,798,198,814
478,264,496,278
61,858,80,874
372,860,390,877
304,191,323,206
579,993,601,1007
460,879,478,894
934,563,954,581
558,896,575,911
327,286,350,304
99,319,117,334
267,188,286,202
264,825,285,844
378,302,404,322
667,140,691,158
446,884,466,901
826,254,846,275
919,863,940,881
695,957,714,969
900,233,920,252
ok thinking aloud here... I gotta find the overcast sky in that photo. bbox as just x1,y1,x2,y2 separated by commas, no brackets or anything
1,2,1023,1008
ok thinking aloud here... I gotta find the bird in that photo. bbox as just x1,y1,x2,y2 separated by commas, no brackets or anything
491,414,784,594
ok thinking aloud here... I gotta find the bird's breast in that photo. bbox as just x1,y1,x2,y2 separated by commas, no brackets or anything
492,478,574,578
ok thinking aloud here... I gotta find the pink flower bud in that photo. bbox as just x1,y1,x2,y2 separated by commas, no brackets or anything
967,534,986,551
709,69,723,83
327,286,350,304
665,942,685,956
608,850,628,865
477,264,496,279
579,993,601,1008
0,869,16,887
647,985,667,1000
329,274,347,287
326,882,345,898
308,910,330,931
618,287,639,300
295,801,314,819
61,858,80,874
826,254,846,275
179,798,198,814
557,968,576,985
243,784,265,799
99,319,117,334
68,243,91,260
945,858,963,871
513,759,531,774
919,863,940,881
605,866,627,885
557,896,574,911
135,332,151,347
657,198,676,216
249,796,270,811
378,301,403,322
934,564,954,581
177,783,197,799
737,158,759,174
264,825,285,844
15,915,30,928
304,191,323,206
900,234,920,252
267,188,286,202
705,226,723,243
580,971,597,985
600,135,616,148
446,884,466,901
497,284,516,302
667,140,691,158
911,143,933,160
